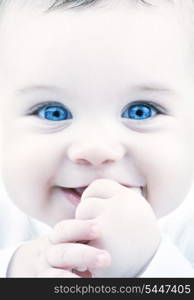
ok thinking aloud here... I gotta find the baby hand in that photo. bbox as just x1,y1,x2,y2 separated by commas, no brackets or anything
76,179,161,277
7,219,111,277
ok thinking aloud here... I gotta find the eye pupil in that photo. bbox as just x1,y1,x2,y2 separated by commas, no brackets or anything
136,109,143,117
53,111,60,117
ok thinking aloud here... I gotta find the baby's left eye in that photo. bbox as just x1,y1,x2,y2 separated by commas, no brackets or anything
121,103,159,120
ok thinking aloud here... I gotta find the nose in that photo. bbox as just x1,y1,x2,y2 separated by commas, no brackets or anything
67,142,126,166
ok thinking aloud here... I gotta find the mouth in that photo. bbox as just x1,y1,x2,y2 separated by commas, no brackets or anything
59,186,88,206
59,184,144,207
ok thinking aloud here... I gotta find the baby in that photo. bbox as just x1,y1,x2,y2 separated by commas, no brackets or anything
0,0,194,277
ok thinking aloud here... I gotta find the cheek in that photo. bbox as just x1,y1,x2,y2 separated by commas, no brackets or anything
139,135,194,217
0,133,59,214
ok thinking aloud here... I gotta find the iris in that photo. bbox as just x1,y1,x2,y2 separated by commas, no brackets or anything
122,103,157,120
38,105,73,121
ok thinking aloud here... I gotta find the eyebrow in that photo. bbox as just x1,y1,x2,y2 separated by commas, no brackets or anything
16,85,61,95
16,83,175,97
131,83,175,94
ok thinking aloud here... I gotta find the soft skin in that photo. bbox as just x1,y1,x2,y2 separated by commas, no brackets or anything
76,179,160,277
7,179,160,278
0,1,194,277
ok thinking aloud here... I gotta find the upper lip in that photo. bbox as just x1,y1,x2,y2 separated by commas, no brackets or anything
60,179,143,196
59,182,141,190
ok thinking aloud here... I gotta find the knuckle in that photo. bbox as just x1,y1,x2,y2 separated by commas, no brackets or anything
56,246,68,266
46,244,66,266
45,245,54,264
80,246,95,265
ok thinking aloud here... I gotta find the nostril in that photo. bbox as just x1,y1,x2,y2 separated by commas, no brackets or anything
75,158,115,166
76,159,91,165
102,159,114,164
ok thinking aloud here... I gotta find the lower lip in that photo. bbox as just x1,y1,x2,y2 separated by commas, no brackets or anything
60,187,81,206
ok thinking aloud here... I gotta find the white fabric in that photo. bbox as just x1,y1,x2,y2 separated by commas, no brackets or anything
1,179,194,277
140,236,194,277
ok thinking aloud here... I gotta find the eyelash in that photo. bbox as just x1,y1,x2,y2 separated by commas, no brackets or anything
28,101,73,121
28,100,165,121
121,100,165,120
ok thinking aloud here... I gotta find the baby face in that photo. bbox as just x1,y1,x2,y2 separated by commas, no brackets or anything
0,2,194,226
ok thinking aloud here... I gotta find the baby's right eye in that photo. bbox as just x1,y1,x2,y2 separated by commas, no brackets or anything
30,102,73,121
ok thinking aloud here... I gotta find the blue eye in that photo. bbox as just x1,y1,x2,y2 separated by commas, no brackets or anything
31,103,73,121
121,103,158,120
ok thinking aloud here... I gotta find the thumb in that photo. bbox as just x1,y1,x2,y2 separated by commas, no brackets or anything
75,196,111,220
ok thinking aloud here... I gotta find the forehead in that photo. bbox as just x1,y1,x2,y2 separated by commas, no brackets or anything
0,4,191,95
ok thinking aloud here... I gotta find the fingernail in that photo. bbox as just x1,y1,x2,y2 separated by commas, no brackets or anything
76,266,87,272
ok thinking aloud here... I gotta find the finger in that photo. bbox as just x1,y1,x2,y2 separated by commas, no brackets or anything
81,179,123,200
75,197,108,219
49,219,101,244
46,243,111,270
82,179,143,201
38,267,80,278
